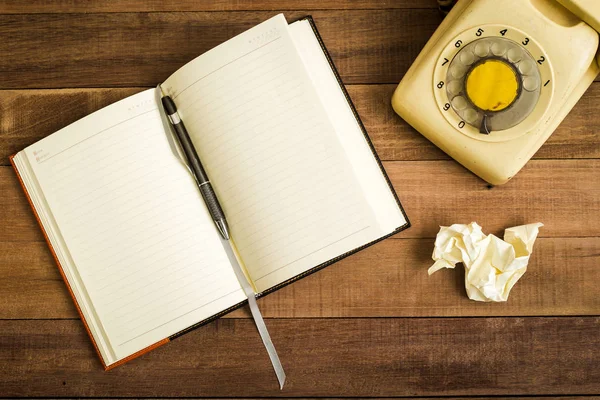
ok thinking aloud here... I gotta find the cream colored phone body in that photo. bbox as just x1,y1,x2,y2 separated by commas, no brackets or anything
392,0,600,185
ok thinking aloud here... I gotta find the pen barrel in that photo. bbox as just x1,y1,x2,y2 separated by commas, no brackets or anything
199,182,226,222
172,122,210,183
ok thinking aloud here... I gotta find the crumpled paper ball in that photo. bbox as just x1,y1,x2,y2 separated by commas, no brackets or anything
428,222,543,302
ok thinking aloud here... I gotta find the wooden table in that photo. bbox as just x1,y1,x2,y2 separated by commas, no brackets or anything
1,1,599,397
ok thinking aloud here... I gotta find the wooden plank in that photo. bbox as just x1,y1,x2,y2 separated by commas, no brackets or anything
3,159,599,242
2,85,600,163
0,10,441,88
1,237,599,319
1,317,599,397
0,0,437,13
389,159,600,239
1,166,45,243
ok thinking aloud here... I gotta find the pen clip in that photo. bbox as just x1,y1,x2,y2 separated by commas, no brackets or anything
155,85,196,179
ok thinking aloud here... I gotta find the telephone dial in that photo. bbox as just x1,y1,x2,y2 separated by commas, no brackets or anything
392,0,600,184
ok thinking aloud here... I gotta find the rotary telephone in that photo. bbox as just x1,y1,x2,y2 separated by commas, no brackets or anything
392,0,600,185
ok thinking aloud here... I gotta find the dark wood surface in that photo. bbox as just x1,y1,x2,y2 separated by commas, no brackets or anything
1,1,599,398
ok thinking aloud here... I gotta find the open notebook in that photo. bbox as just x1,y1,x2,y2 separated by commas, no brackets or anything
11,15,409,369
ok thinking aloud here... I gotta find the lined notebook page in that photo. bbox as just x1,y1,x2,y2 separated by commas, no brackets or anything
162,14,382,292
24,89,245,361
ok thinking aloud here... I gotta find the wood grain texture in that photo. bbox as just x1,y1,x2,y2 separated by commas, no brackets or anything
0,0,437,13
2,237,599,319
3,159,599,242
2,1,600,397
0,10,440,88
388,159,600,239
1,318,599,397
2,84,600,164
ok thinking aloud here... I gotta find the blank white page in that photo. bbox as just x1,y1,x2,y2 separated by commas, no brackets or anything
23,89,245,363
162,14,385,292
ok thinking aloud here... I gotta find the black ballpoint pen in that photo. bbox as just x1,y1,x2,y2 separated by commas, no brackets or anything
159,90,285,388
160,94,231,240
157,88,284,388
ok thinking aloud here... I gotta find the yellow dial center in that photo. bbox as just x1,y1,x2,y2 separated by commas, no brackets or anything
465,59,519,112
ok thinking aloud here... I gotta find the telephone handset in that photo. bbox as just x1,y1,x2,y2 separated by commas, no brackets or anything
392,0,600,185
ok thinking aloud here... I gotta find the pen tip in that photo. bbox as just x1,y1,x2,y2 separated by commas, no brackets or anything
216,219,230,240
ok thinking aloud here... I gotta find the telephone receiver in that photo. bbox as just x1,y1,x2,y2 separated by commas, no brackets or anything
392,0,600,185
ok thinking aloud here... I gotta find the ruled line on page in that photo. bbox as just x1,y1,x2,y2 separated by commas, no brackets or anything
38,109,156,164
255,226,371,281
173,36,282,99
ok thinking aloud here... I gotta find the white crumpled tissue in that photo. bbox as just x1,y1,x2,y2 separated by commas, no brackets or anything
428,222,543,302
